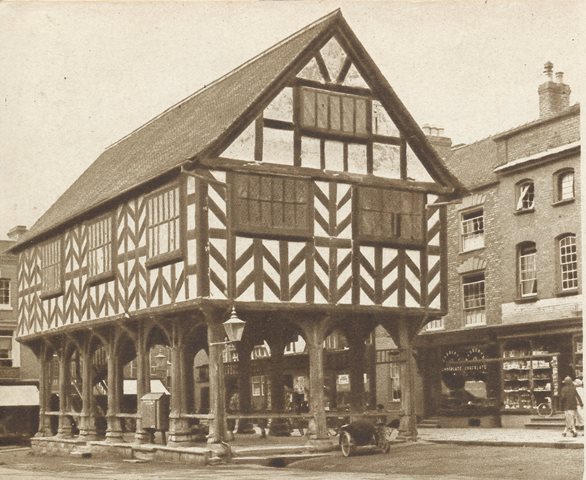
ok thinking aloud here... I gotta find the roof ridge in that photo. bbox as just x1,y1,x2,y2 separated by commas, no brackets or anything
105,9,341,151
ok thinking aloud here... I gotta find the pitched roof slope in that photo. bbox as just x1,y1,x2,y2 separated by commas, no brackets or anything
15,10,340,249
14,9,465,251
444,137,499,190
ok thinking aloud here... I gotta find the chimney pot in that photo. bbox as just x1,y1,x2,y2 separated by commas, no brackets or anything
538,63,570,118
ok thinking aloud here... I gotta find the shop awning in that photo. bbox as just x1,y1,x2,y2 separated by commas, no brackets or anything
0,385,39,406
123,379,169,395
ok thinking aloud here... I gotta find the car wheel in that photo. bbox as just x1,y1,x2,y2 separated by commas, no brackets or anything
340,431,354,457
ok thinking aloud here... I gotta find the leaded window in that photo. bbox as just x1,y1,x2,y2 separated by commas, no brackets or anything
233,173,312,238
146,186,181,264
357,187,424,245
87,215,113,281
300,87,369,137
41,238,63,297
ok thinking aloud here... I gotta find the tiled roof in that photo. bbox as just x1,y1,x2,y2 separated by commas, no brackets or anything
13,9,465,251
444,136,499,190
14,10,340,249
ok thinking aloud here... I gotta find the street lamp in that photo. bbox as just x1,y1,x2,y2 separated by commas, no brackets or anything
209,307,246,346
208,307,246,443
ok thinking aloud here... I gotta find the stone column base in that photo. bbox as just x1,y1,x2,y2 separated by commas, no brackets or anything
306,437,337,451
134,430,153,444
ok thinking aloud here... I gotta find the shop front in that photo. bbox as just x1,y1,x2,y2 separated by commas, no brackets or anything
417,318,582,428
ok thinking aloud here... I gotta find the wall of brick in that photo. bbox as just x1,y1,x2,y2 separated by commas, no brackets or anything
496,109,579,164
495,150,581,304
425,108,580,337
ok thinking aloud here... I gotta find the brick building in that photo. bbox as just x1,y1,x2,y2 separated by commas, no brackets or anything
0,226,39,438
416,62,581,428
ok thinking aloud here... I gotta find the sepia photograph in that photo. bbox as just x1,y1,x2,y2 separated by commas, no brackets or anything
0,1,583,478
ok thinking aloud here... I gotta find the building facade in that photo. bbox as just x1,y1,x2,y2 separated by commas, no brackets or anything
416,63,581,428
1,226,40,438
11,10,462,451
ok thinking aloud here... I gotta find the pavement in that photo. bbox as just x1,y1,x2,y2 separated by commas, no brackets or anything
417,426,584,449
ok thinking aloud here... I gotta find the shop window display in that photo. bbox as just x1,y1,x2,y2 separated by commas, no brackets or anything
440,346,498,412
501,339,560,411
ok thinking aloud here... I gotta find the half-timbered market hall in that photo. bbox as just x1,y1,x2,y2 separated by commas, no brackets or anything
10,10,464,461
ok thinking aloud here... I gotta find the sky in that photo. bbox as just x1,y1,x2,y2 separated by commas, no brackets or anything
0,0,583,240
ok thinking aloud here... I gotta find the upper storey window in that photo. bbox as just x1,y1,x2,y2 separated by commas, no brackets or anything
233,173,312,239
41,238,63,298
518,242,537,298
559,234,578,292
555,169,575,203
356,187,424,246
460,209,484,252
146,186,182,267
87,215,114,283
0,279,9,307
516,180,535,212
300,87,369,137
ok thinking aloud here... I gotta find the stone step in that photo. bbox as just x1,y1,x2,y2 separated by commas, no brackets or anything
132,446,156,461
232,452,335,466
232,445,316,457
525,422,566,429
70,447,92,459
527,416,564,422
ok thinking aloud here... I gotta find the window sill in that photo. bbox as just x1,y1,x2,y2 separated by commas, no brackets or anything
514,296,539,304
557,289,579,298
464,322,487,328
460,246,485,254
552,198,575,207
514,208,534,215
40,288,64,300
145,250,183,270
0,305,13,311
87,271,115,287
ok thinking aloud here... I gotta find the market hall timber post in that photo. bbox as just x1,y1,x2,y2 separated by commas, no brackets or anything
10,10,464,448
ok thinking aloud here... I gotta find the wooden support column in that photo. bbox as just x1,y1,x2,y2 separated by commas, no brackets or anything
36,344,52,437
397,317,418,441
135,324,151,444
105,345,123,443
348,334,366,410
236,340,255,434
57,348,72,438
168,339,191,447
207,320,228,443
78,342,97,441
305,322,328,440
268,334,288,436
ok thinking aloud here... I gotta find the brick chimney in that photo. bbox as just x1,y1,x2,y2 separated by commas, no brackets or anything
422,124,452,160
7,225,27,241
538,61,571,118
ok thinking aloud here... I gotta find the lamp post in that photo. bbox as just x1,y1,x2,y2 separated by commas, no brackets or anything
208,307,245,443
